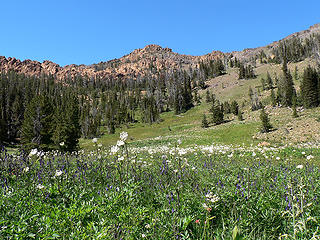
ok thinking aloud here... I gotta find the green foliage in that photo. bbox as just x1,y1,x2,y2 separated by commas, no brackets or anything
211,102,224,125
21,95,54,151
201,114,209,128
231,100,239,115
277,55,296,107
260,107,272,133
266,72,273,90
301,65,319,108
237,110,243,121
1,142,320,239
270,89,277,107
238,63,255,80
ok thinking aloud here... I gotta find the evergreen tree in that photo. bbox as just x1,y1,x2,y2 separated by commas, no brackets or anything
261,78,266,91
266,72,273,90
278,55,296,106
270,89,277,107
301,65,319,108
237,110,243,121
211,102,224,125
260,107,272,133
0,105,6,144
223,101,231,114
293,66,298,81
52,94,81,151
292,96,298,118
201,114,209,128
21,95,54,151
231,100,239,115
205,90,211,103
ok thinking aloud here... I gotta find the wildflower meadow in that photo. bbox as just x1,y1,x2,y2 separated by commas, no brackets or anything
1,133,320,239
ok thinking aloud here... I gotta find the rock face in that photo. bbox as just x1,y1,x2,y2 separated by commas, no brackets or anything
0,24,319,80
0,44,225,80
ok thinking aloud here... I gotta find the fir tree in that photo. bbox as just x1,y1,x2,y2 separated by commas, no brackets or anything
292,96,298,118
270,89,277,107
301,65,319,108
237,110,243,121
231,100,239,115
260,107,272,133
211,102,224,125
261,78,266,90
278,54,296,106
201,114,209,128
205,90,211,103
21,95,54,151
266,72,273,90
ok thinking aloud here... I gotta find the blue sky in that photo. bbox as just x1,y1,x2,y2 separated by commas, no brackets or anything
1,0,320,66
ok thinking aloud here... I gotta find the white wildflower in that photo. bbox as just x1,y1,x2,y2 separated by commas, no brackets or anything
37,184,44,189
302,151,306,155
202,203,208,209
111,145,119,154
206,192,219,203
98,144,102,148
59,142,65,146
173,169,178,173
118,156,124,161
23,167,29,173
117,140,125,147
296,165,304,169
29,149,38,157
252,152,256,157
178,149,187,156
306,155,314,160
92,138,98,143
276,156,280,160
145,224,151,229
55,170,63,177
177,139,182,145
120,131,128,141
142,234,146,238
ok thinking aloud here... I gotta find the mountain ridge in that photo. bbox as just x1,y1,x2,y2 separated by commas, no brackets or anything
0,23,319,80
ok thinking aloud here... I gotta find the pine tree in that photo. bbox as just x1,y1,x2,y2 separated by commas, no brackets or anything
266,72,273,90
261,78,266,90
278,54,296,106
270,89,277,107
52,94,81,152
231,100,239,115
248,87,254,101
292,96,298,118
21,95,54,151
260,107,272,133
293,66,298,81
211,102,224,125
301,65,319,108
205,90,211,103
237,110,243,121
239,64,246,79
0,107,6,144
201,114,209,128
223,101,231,114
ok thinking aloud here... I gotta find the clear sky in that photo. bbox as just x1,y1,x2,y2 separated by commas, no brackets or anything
1,0,320,66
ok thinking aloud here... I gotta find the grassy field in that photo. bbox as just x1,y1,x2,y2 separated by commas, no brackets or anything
1,135,320,239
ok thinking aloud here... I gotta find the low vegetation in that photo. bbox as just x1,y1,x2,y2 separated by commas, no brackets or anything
1,133,320,239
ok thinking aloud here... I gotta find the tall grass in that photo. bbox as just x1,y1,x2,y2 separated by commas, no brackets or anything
1,138,319,239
